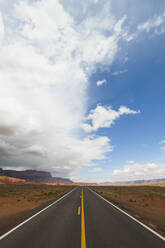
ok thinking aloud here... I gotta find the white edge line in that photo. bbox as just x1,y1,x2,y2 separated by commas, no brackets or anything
0,187,77,241
88,187,165,242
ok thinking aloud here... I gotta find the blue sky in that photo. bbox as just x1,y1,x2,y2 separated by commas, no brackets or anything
0,0,165,182
83,32,165,181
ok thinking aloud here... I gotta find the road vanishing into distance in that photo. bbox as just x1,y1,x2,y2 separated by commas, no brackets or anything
0,187,164,248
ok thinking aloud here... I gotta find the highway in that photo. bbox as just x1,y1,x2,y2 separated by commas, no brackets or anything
0,187,164,248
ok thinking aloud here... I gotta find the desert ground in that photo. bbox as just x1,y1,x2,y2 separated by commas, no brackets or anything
0,180,74,235
90,185,165,236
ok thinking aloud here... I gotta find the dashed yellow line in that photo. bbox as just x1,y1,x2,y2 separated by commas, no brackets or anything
78,206,81,215
81,188,86,248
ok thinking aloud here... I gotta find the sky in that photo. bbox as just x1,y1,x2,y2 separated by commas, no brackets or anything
0,0,165,182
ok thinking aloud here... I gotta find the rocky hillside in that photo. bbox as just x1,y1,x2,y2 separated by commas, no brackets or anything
0,168,72,183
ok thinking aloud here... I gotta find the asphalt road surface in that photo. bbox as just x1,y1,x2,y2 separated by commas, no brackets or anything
0,187,164,248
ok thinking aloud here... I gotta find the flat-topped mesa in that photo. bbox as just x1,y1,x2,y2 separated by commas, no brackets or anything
0,168,72,183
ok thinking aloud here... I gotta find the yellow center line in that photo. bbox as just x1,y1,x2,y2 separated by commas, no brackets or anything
81,188,86,248
78,206,81,215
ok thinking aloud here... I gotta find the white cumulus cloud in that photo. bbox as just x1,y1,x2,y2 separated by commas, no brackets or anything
0,12,4,41
113,162,165,181
0,0,134,177
82,105,140,132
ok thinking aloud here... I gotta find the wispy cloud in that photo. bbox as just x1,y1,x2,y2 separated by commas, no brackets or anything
126,160,135,165
138,11,165,34
96,79,107,86
159,140,165,151
90,167,103,173
112,69,127,76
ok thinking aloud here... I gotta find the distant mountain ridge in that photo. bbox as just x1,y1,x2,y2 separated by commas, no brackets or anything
100,178,165,185
0,168,72,183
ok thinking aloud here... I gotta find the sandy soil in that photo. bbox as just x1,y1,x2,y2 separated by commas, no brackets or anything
0,176,26,184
